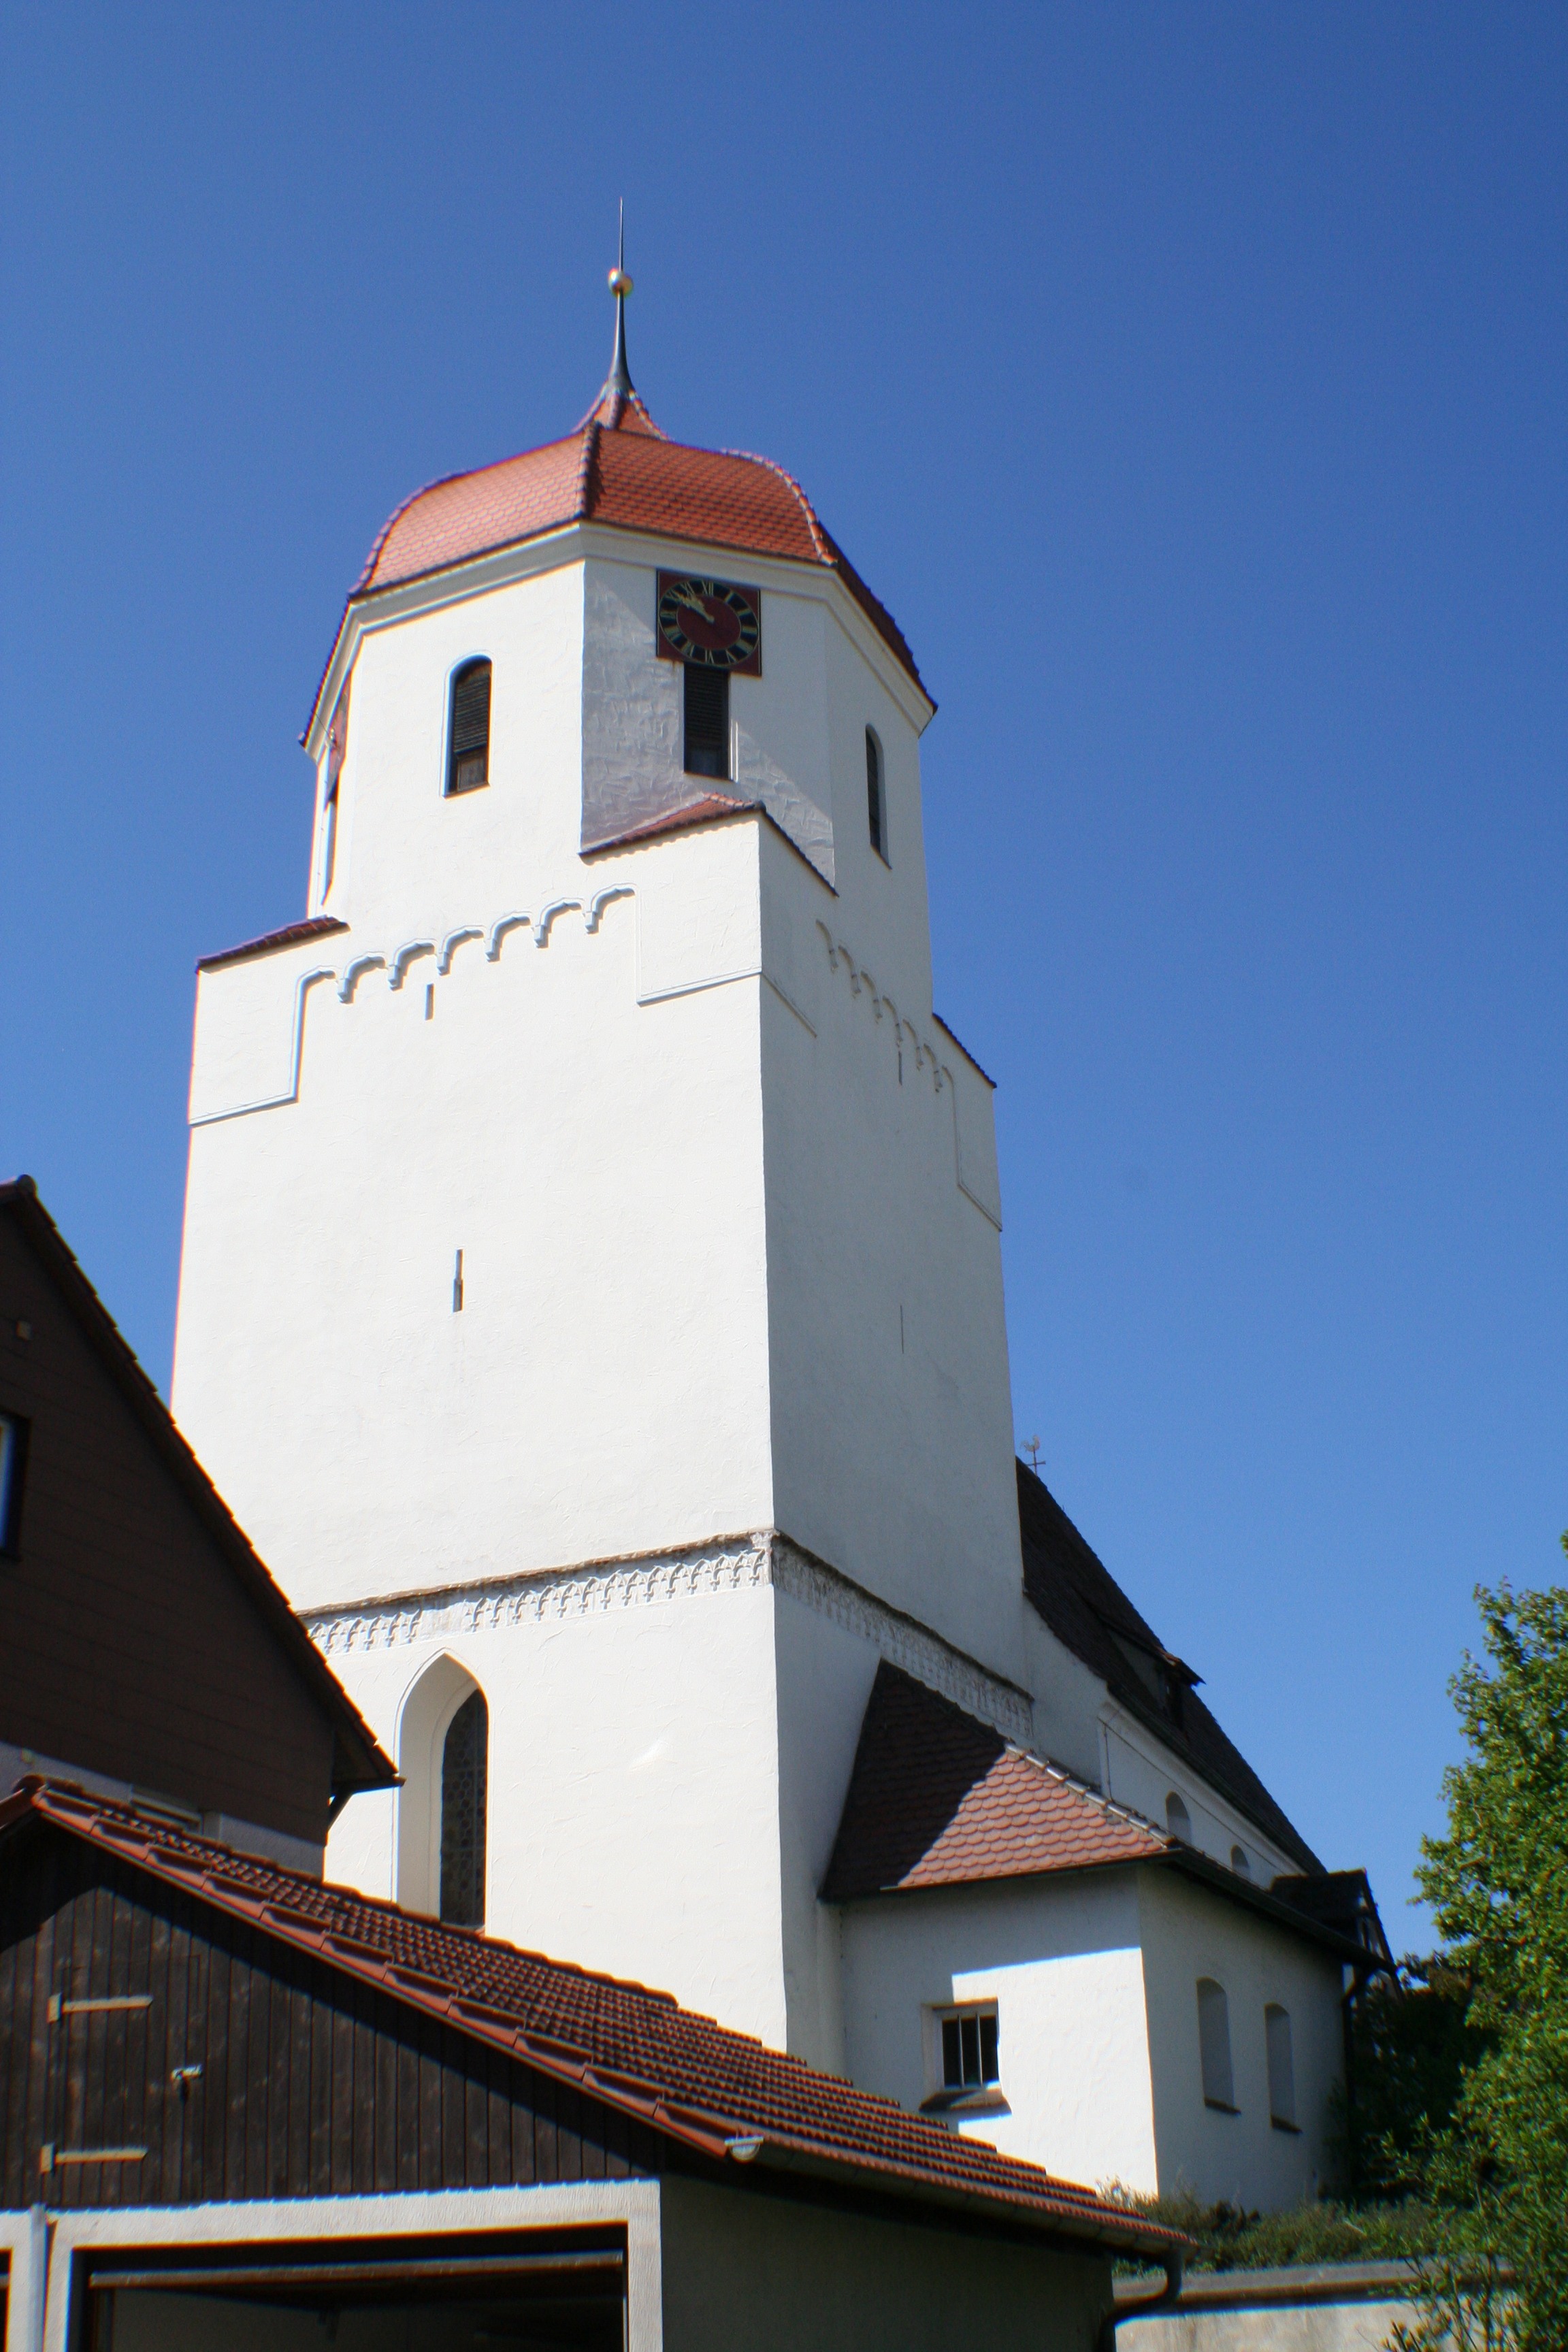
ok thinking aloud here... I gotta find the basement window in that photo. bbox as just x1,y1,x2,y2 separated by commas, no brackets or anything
0,1412,28,1557
683,662,730,779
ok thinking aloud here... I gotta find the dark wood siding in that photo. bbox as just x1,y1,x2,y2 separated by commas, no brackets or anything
0,1824,659,2210
0,1216,336,1843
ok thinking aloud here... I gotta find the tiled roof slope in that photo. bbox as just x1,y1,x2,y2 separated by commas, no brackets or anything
1017,1464,1322,1876
327,399,927,715
0,1778,1175,2257
823,1664,1166,1901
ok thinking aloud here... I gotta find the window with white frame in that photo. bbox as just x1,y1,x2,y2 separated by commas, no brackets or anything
1197,1977,1236,2112
1265,2003,1296,2129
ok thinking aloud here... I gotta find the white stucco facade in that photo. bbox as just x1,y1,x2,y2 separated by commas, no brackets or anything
839,1862,1344,2205
167,442,1359,2210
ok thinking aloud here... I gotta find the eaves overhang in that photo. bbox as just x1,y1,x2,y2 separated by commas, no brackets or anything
303,518,936,764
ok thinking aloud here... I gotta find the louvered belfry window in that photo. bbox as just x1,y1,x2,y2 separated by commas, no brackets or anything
447,659,493,795
683,662,730,780
440,1688,488,1926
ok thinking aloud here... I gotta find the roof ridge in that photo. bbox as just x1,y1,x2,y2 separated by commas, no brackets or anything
1001,1739,1171,1848
720,446,834,565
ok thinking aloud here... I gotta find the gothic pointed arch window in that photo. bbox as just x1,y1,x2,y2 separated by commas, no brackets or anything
439,1688,488,1927
446,658,492,796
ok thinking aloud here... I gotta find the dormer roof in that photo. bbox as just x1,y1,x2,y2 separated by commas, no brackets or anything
309,371,929,742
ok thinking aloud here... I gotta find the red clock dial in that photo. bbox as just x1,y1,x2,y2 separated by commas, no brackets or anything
656,573,762,674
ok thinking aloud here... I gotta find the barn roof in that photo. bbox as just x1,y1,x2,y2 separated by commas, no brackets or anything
0,1776,1177,2257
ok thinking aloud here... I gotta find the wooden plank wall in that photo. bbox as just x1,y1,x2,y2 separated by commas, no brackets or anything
0,1827,662,2209
0,1214,337,1845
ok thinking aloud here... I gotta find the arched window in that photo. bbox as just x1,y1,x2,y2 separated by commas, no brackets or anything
394,1654,487,1921
866,728,888,862
1197,1978,1235,2112
439,1688,488,1927
446,659,492,796
1230,1843,1251,1879
1165,1793,1192,1844
1265,2004,1296,2129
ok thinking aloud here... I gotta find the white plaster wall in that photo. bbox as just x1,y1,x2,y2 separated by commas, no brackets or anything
659,2172,1110,2352
174,825,775,1612
757,817,1024,1679
1137,1866,1346,2209
838,1872,1161,2195
321,1575,791,2045
1021,1603,1119,1790
1101,1709,1303,1885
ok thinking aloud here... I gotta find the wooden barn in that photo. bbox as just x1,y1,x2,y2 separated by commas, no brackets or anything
0,1779,1177,2351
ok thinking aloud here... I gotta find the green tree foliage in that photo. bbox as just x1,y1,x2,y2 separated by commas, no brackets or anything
1411,1566,1568,2352
1339,1955,1489,2198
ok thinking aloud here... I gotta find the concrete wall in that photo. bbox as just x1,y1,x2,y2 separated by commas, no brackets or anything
838,1869,1162,2196
1137,1867,1345,2208
659,2172,1111,2352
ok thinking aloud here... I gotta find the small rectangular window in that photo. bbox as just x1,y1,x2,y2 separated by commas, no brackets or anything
683,663,730,780
941,2005,1000,2090
866,728,888,862
0,1412,29,1557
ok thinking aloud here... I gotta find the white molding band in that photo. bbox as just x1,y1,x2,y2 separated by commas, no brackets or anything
306,1531,1032,1746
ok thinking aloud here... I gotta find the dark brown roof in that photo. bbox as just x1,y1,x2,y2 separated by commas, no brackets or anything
823,1665,1166,1900
308,387,930,742
196,915,347,973
1017,1464,1322,1874
0,1181,395,1805
0,1778,1177,2258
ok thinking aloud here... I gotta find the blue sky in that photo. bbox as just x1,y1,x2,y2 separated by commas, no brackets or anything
3,4,1563,1940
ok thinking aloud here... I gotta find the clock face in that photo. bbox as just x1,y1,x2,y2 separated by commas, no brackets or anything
656,573,762,674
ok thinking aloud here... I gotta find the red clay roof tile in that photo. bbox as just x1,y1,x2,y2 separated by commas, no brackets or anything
822,1663,1167,1901
2,1776,1172,2255
333,397,927,710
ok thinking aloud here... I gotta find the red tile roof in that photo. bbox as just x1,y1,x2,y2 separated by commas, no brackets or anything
823,1664,1168,1901
313,391,928,733
1,1776,1174,2257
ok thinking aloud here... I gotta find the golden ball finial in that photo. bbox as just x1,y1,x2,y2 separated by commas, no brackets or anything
608,265,633,298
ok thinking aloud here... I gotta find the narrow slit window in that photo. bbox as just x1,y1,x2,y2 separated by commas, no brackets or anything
1197,1978,1236,2111
0,1412,28,1557
941,2006,1000,2090
439,1688,488,1926
866,728,888,862
446,659,493,796
321,674,350,897
684,663,730,779
1165,1793,1192,1843
1265,2004,1296,2129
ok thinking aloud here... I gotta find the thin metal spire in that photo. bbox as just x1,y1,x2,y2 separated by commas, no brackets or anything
605,199,634,399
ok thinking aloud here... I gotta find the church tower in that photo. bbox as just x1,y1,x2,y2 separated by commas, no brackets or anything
171,265,1029,2068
